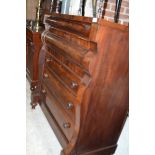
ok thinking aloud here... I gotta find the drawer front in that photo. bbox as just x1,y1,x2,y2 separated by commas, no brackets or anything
41,83,74,141
46,45,86,77
42,67,76,120
45,52,81,95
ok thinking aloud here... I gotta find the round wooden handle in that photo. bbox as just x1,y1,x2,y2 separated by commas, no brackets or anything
63,122,71,128
29,41,34,46
71,81,78,89
46,58,52,63
66,102,73,110
30,87,35,91
30,85,37,91
42,89,46,94
44,73,49,78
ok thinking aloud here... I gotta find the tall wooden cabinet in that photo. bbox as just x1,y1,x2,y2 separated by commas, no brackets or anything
36,13,129,155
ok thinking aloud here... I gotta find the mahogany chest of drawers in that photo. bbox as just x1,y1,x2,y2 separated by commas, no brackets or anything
37,13,129,155
26,26,43,108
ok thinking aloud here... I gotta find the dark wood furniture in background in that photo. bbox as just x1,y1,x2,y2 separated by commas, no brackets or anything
26,26,44,108
41,0,51,13
42,0,62,14
36,13,129,155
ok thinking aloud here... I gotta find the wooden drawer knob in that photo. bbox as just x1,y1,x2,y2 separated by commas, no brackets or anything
63,123,71,128
29,41,34,46
46,58,52,63
42,89,46,94
30,87,35,91
66,102,73,110
71,81,78,89
30,85,37,91
44,73,49,78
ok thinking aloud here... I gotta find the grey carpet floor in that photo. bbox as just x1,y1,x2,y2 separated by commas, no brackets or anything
26,80,128,155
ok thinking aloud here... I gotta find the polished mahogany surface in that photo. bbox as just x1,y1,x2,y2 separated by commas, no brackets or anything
26,26,44,108
37,13,128,155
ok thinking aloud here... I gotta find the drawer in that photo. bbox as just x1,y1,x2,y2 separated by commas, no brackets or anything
45,52,81,95
41,83,74,141
42,67,76,120
45,45,86,77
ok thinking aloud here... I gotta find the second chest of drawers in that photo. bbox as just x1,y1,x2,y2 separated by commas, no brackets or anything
26,26,43,108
